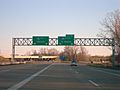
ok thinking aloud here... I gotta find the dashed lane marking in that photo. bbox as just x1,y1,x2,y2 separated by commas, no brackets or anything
89,80,99,87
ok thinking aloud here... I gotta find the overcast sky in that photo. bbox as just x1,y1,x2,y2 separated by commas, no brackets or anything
0,0,120,57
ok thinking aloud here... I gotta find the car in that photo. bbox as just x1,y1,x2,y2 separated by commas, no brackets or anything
70,60,77,66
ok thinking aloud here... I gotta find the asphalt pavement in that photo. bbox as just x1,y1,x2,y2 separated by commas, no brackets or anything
0,62,120,90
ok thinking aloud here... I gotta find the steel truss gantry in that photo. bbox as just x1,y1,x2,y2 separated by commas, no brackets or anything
13,38,115,46
12,38,119,68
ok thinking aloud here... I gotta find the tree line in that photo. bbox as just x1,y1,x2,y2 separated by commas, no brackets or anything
29,46,88,62
99,9,120,63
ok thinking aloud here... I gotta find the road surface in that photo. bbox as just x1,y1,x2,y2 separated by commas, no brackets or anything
0,62,120,90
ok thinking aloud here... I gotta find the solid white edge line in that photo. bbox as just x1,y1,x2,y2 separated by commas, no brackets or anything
88,80,99,87
0,69,10,72
7,64,53,90
89,67,120,78
97,69,120,77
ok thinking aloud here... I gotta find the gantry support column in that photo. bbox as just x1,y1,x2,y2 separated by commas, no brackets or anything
12,38,15,62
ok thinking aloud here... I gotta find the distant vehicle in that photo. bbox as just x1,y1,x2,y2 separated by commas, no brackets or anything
71,60,77,66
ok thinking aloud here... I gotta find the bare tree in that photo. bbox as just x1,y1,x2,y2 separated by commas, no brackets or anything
77,47,88,61
63,46,72,61
48,48,59,55
38,48,48,55
63,46,88,61
31,50,38,56
99,9,120,63
99,10,120,39
25,51,31,56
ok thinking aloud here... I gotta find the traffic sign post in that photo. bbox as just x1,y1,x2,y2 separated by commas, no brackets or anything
32,36,49,45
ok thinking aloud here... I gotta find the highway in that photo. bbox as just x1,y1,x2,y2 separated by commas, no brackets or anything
0,62,120,90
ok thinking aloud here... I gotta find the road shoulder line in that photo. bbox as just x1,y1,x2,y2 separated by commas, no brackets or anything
89,67,120,78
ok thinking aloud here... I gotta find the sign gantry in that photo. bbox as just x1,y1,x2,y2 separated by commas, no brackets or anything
12,34,119,68
13,38,115,46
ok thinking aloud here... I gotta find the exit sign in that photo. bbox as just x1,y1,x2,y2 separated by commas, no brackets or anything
58,34,74,45
32,36,49,45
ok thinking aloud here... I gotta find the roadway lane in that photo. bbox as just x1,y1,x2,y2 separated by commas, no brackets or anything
0,63,51,90
0,63,120,90
18,63,102,90
72,64,120,90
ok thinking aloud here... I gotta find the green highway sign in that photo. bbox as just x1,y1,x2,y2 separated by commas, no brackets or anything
32,36,49,45
58,34,74,45
58,36,66,45
66,34,74,39
32,34,74,46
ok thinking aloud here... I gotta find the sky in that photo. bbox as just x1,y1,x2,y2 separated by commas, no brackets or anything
0,0,120,57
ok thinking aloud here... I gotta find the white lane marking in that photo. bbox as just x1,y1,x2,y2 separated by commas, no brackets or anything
0,69,10,72
69,68,79,74
75,71,79,74
89,80,99,87
97,70,120,77
7,64,53,90
39,75,65,78
89,68,120,78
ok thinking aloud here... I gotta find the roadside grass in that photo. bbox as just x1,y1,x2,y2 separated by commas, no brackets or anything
88,63,120,70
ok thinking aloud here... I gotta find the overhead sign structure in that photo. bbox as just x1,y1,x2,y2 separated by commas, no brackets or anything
32,36,49,45
58,34,74,45
12,34,119,68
